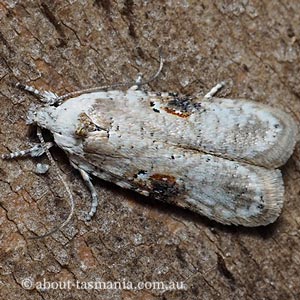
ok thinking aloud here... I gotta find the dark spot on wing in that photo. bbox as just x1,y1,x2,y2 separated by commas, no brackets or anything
257,203,264,210
162,95,201,118
149,174,181,201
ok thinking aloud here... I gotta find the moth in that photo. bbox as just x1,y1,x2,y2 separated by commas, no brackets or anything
2,60,298,237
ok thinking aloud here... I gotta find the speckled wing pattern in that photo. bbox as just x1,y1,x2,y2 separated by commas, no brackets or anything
55,89,297,226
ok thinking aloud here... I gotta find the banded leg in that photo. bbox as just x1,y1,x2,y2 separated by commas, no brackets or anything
70,162,99,221
204,81,226,99
16,82,59,105
1,142,54,159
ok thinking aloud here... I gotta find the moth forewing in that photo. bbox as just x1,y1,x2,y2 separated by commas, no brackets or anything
56,91,298,169
82,127,285,227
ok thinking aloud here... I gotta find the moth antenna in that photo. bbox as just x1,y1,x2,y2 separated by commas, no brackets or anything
30,127,75,239
135,47,164,87
57,49,164,102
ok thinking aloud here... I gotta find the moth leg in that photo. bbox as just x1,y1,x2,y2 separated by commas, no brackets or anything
204,81,226,99
16,82,59,105
35,163,50,174
1,142,54,159
79,169,99,221
135,72,143,87
128,50,164,91
128,73,143,91
70,163,99,221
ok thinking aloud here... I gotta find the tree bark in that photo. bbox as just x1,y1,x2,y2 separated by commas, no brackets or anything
1,1,300,299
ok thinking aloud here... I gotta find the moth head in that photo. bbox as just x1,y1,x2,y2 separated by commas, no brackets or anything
27,103,40,125
26,103,57,129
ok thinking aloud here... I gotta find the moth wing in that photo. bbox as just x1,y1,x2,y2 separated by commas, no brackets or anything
82,128,284,227
130,154,285,227
150,96,298,168
78,92,297,169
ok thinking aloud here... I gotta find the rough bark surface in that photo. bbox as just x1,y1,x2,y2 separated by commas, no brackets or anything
1,1,300,299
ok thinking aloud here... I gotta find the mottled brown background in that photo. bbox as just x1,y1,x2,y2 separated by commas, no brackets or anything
1,1,300,299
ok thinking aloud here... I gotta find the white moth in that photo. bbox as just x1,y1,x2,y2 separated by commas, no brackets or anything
2,62,298,237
